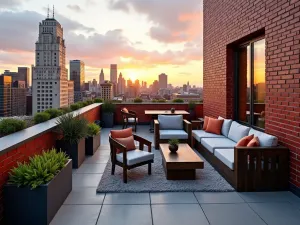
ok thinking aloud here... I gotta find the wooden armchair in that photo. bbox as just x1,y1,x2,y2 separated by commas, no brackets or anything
109,134,154,183
154,115,192,149
121,108,138,131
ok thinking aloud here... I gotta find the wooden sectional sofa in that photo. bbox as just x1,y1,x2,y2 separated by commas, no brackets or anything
192,118,289,192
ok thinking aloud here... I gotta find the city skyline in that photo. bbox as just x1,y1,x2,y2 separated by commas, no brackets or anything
0,0,203,87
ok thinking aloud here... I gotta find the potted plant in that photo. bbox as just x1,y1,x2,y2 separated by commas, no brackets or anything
85,123,101,155
4,149,72,225
168,139,179,153
55,113,88,168
171,108,175,113
188,101,196,120
101,100,116,128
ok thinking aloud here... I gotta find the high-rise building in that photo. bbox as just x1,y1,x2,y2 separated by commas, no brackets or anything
70,60,85,102
183,84,188,92
12,81,27,116
68,81,74,105
152,80,159,94
0,75,12,117
134,79,140,96
32,13,68,114
159,73,168,89
117,73,126,95
3,67,30,88
110,64,117,83
100,81,113,100
99,69,104,84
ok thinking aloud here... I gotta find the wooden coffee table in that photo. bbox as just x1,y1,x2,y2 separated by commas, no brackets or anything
159,144,204,180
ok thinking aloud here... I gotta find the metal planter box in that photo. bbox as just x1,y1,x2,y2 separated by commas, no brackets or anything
4,159,72,225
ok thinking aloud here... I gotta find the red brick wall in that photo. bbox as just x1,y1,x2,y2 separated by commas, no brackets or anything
0,105,101,222
203,0,300,188
114,103,203,123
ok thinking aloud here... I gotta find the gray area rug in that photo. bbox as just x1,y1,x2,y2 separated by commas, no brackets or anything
97,148,234,193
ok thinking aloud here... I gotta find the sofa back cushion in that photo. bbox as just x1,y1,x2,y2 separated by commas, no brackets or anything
228,121,251,143
158,115,183,130
205,118,224,135
248,128,278,147
218,116,233,137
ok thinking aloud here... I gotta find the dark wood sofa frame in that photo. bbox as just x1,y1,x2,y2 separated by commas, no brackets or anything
109,134,153,183
193,135,289,192
154,119,192,149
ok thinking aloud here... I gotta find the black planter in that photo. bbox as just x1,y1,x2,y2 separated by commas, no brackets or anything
56,138,85,168
85,132,101,155
189,109,196,120
169,144,179,153
102,112,114,128
4,159,72,225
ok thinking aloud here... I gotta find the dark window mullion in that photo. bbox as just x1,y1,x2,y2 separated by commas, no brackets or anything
250,42,254,126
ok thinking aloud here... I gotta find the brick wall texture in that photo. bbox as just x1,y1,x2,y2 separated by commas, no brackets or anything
203,0,300,187
0,106,101,222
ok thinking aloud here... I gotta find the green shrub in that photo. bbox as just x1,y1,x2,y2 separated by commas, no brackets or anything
81,101,89,107
134,98,143,103
70,103,81,111
34,112,51,124
158,99,167,103
94,98,103,103
56,113,88,144
168,139,179,146
152,99,158,103
8,149,69,189
188,101,196,110
172,98,184,103
102,101,116,113
60,107,72,114
0,119,26,135
86,100,94,105
44,108,63,119
87,123,101,137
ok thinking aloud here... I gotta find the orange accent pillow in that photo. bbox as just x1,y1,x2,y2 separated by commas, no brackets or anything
236,134,254,147
115,136,136,153
247,137,260,147
122,108,129,113
205,118,224,135
203,116,210,130
111,127,132,139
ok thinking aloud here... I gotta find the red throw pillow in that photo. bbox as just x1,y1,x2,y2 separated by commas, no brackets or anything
247,137,260,147
115,136,136,153
205,118,224,135
122,108,129,113
203,116,210,130
111,127,132,139
236,134,254,147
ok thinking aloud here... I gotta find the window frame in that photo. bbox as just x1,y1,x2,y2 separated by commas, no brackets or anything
234,36,265,131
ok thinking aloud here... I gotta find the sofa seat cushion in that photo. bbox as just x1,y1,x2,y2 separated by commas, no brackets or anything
214,148,234,170
192,130,225,142
158,115,183,130
160,130,188,140
116,149,154,166
201,138,236,154
228,121,251,143
248,128,278,147
124,118,138,123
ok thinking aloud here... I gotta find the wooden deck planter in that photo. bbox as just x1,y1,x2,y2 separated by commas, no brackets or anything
56,138,85,168
194,139,289,192
4,159,72,225
85,131,101,155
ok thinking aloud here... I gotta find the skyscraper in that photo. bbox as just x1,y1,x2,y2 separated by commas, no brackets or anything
3,67,30,88
101,81,113,100
159,73,168,89
0,75,12,117
110,64,117,83
117,73,125,95
99,69,104,84
152,80,159,94
32,11,68,113
12,81,27,116
68,80,74,105
70,60,85,102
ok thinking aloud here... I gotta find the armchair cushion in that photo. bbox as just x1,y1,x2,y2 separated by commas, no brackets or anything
214,148,234,170
159,130,188,139
201,137,236,153
218,116,233,137
124,118,138,123
115,136,136,154
192,130,225,142
227,121,250,143
248,128,277,147
116,149,154,166
111,127,133,139
122,108,129,113
158,115,183,130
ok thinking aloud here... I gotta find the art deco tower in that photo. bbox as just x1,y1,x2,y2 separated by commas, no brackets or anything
32,7,68,114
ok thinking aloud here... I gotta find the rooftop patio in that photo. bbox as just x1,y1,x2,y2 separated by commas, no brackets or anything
50,125,300,225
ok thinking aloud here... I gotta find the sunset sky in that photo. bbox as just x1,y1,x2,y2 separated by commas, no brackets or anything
0,0,203,86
